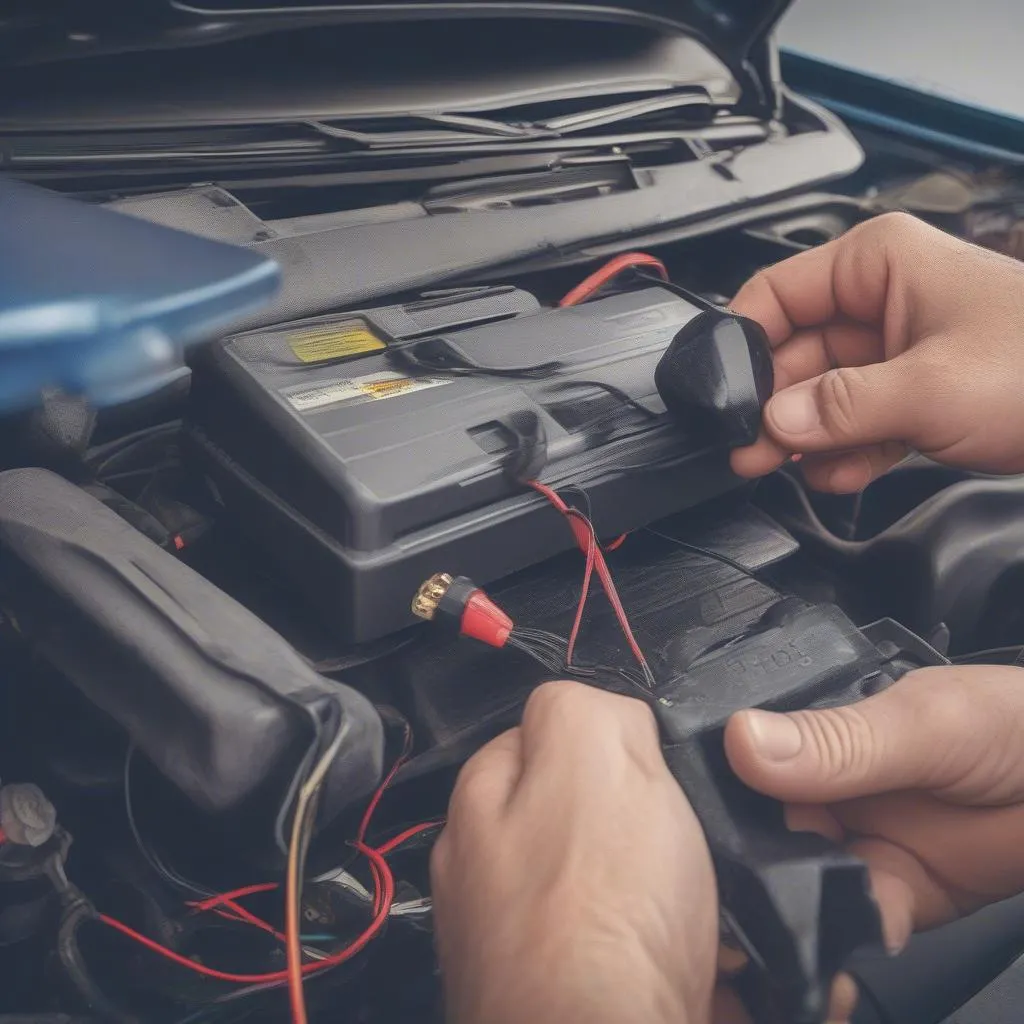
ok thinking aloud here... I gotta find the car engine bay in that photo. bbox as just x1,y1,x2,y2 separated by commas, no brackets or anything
3,5,1024,1024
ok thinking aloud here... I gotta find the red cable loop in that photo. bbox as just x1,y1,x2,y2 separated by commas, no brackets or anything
375,821,446,857
528,480,650,676
96,741,442,992
558,252,669,307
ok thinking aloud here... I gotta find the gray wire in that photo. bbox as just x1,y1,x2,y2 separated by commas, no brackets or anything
273,700,336,857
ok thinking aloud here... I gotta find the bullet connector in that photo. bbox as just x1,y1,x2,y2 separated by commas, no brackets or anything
411,573,454,621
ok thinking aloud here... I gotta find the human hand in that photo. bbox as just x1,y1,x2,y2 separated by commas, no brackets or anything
728,212,1024,491
430,680,718,1024
725,665,1024,955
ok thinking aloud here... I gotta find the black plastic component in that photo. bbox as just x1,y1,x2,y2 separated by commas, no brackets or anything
763,470,1024,653
0,469,384,835
435,577,478,625
190,286,751,642
653,599,948,1024
0,825,70,948
848,891,1024,1024
937,952,1024,1024
655,307,774,448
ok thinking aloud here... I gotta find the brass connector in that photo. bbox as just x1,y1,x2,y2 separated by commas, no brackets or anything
411,572,454,621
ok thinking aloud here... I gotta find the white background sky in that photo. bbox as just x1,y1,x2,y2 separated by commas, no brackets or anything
779,0,1024,120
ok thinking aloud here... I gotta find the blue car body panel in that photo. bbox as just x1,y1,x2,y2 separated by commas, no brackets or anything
0,178,280,410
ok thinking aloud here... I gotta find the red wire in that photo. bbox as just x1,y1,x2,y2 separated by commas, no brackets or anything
375,821,445,857
99,846,395,985
558,252,669,307
528,480,651,677
359,843,395,937
548,252,662,654
98,741,434,994
192,883,280,911
565,509,597,666
187,884,284,941
357,725,412,846
211,907,284,941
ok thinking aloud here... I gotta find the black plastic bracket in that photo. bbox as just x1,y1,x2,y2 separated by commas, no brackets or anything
653,599,947,1023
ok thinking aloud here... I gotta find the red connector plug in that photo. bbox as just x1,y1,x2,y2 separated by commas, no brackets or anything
411,573,513,648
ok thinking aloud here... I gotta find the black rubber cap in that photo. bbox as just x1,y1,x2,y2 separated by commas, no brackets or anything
655,309,774,448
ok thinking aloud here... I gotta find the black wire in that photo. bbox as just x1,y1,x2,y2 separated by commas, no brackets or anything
388,336,563,379
643,528,761,580
58,892,137,1024
87,422,181,478
507,634,566,674
632,269,715,312
539,379,659,423
309,633,419,675
124,746,213,899
556,484,594,519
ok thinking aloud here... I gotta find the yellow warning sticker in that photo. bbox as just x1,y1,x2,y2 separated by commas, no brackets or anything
284,371,451,412
286,320,386,364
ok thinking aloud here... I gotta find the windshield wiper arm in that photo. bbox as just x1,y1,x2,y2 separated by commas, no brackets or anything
305,113,556,149
537,90,717,133
305,90,722,149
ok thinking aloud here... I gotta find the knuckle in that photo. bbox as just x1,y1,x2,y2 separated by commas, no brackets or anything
523,681,658,762
617,698,662,759
625,700,661,750
746,267,774,296
736,266,785,314
524,679,586,719
447,762,483,815
449,745,502,811
862,210,926,245
817,367,865,439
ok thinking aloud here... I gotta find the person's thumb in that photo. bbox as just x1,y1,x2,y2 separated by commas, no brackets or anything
764,356,919,454
724,666,1024,805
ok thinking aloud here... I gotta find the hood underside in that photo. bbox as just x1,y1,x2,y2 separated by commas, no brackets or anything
1,0,792,121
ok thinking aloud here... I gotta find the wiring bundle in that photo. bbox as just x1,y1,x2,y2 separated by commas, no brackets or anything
56,720,444,1024
410,484,658,690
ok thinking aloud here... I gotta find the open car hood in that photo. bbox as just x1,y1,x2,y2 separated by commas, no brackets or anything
1,0,793,117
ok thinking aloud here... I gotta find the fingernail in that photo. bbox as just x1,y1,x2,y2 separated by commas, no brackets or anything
743,710,803,761
884,919,909,957
883,911,911,956
790,453,803,463
770,388,820,435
